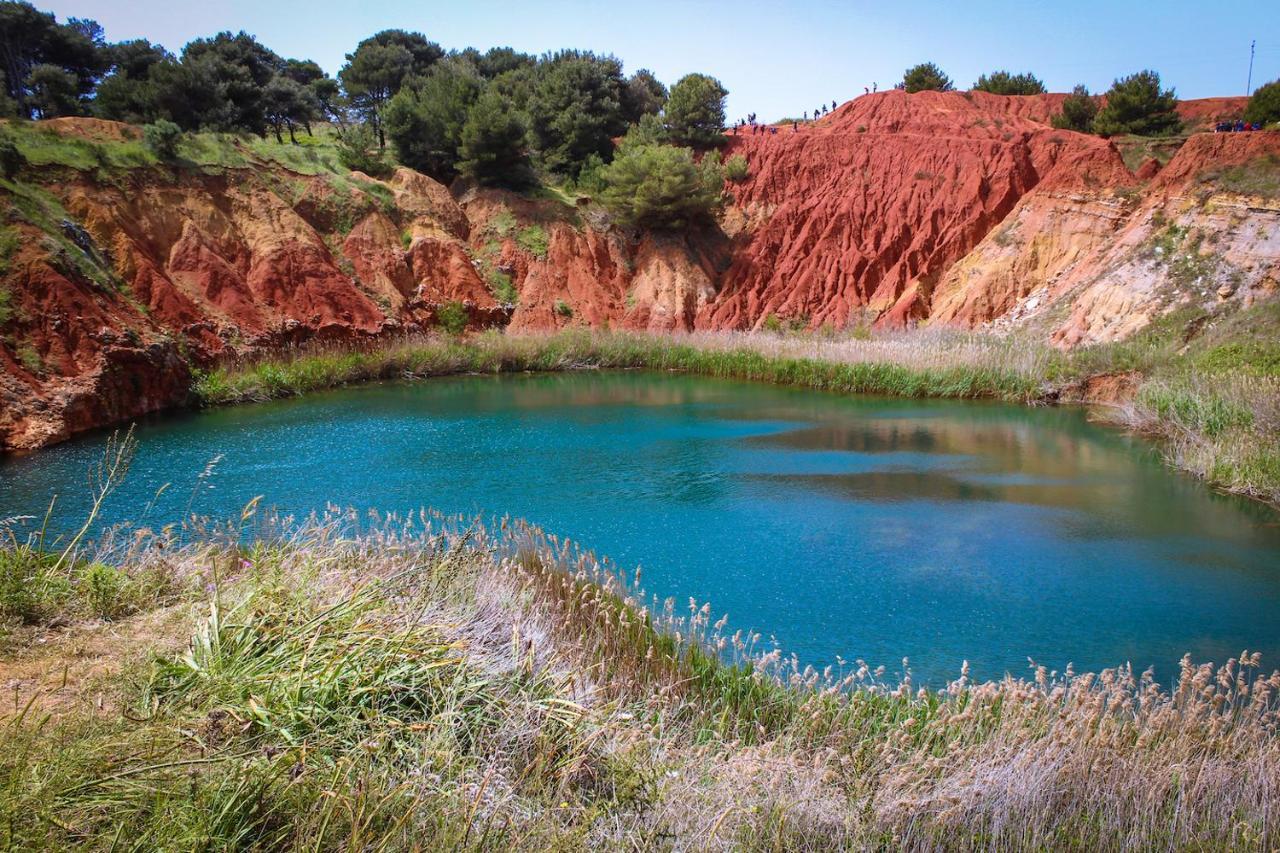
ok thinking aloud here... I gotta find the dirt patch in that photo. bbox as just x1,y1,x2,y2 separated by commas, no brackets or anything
0,604,192,721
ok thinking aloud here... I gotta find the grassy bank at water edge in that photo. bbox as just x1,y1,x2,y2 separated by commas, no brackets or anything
192,322,1280,505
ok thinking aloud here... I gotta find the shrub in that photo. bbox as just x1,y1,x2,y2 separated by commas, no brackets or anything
903,62,954,93
972,71,1045,95
600,143,723,229
142,119,182,161
664,73,728,147
1051,85,1099,132
0,134,24,178
0,546,70,625
483,266,518,304
516,224,549,258
1093,70,1181,137
724,153,749,182
1244,79,1280,127
335,125,391,177
81,562,127,619
553,299,573,318
435,300,468,335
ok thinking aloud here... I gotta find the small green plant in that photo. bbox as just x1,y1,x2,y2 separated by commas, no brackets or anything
80,562,128,619
483,266,518,305
0,546,70,624
724,154,749,183
143,120,183,161
0,284,11,324
335,125,391,178
490,209,517,237
0,134,25,178
516,224,549,258
435,301,469,335
761,313,783,333
553,299,574,319
17,344,43,374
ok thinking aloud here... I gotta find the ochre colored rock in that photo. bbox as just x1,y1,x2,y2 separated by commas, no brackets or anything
3,110,1278,449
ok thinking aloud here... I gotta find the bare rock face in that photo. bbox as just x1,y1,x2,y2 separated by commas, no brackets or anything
2,103,1277,449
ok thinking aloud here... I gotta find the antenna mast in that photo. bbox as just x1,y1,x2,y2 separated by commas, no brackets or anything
1247,39,1256,96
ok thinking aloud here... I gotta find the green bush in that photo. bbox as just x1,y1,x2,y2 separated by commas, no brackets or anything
435,301,468,335
142,119,182,160
601,143,723,229
903,62,954,93
1093,70,1181,137
335,125,391,177
553,299,573,318
0,134,25,178
81,562,127,619
1244,79,1280,127
724,153,749,182
0,546,70,625
972,71,1045,95
516,225,549,258
664,73,728,147
1051,85,1099,133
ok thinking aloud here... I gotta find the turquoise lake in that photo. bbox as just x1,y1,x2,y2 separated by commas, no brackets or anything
2,371,1278,685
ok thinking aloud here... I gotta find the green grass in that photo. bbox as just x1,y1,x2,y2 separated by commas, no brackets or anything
1198,153,1280,199
187,314,1280,505
192,331,1042,410
516,224,549,258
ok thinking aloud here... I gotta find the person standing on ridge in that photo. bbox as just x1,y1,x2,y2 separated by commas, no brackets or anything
792,120,798,132
873,82,878,93
832,100,837,110
864,86,869,95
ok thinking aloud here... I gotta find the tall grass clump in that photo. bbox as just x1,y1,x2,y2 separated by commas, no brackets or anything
192,329,1046,408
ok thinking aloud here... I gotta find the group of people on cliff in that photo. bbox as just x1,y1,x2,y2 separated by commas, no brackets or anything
1215,120,1264,132
730,99,841,136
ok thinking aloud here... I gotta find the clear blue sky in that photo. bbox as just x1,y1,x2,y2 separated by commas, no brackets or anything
39,0,1280,122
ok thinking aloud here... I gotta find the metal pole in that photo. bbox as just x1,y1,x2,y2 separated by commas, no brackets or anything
1247,40,1255,96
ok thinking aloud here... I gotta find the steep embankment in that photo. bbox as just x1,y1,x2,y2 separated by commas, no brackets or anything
1,92,1277,449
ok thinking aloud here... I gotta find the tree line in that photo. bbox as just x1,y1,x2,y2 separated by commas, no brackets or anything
901,61,1280,137
0,0,732,206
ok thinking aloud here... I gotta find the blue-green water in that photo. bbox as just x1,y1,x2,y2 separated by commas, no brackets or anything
3,371,1279,684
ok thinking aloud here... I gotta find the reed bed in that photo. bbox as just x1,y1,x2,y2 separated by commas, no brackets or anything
192,329,1050,408
2,498,1278,850
192,326,1280,504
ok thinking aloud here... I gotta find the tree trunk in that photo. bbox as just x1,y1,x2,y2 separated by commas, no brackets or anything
287,120,297,145
273,123,283,144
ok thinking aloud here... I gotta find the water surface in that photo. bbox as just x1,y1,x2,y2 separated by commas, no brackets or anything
3,371,1278,684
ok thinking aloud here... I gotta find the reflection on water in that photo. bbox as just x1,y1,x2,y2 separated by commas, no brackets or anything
2,370,1278,684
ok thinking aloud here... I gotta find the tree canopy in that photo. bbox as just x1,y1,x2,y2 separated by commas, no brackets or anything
664,73,727,147
903,62,953,94
1051,85,1099,133
1245,80,1280,127
1093,70,1181,137
527,51,627,177
972,70,1045,96
601,143,723,229
384,58,483,178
